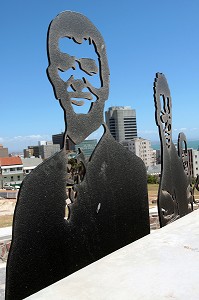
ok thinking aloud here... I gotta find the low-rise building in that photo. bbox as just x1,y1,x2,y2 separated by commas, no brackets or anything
0,157,23,188
0,144,9,158
147,164,161,176
24,141,60,159
24,148,34,158
22,157,43,176
24,146,40,158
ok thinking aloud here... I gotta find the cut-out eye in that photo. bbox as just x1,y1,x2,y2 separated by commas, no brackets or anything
166,97,171,113
160,95,165,112
77,58,98,76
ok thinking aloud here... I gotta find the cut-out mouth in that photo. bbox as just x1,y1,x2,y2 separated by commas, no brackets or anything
70,93,97,114
71,99,85,106
68,91,93,101
71,98,92,114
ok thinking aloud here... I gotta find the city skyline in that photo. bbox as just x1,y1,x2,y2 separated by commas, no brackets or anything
1,1,199,151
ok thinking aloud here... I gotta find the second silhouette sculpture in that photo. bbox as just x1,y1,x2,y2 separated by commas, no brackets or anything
154,72,193,227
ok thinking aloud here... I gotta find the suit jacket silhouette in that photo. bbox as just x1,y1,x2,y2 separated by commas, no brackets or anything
6,128,150,299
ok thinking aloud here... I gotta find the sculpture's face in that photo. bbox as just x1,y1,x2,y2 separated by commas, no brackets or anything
158,94,172,148
154,73,172,149
47,11,110,144
48,38,102,114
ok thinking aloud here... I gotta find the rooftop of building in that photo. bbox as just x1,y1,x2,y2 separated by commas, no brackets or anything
21,157,43,167
107,106,133,110
147,164,161,175
0,157,22,166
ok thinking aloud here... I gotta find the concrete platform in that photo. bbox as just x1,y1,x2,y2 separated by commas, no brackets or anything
0,227,12,242
26,209,199,300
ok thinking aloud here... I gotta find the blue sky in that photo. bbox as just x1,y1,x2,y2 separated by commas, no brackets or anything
1,0,199,152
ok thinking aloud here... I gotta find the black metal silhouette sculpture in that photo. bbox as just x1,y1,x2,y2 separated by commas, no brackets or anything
6,11,150,299
154,73,193,227
193,175,199,204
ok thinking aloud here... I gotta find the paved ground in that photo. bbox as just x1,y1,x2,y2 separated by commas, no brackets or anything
0,197,19,298
0,198,16,216
0,263,6,300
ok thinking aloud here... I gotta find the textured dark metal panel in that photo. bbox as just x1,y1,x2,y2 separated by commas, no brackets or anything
47,11,110,145
6,11,150,299
193,175,199,204
154,73,193,227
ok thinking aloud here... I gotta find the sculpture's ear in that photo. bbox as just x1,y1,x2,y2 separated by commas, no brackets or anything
153,72,172,148
178,132,188,174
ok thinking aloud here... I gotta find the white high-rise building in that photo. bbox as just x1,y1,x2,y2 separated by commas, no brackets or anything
105,106,137,142
122,137,155,168
188,149,199,178
38,141,53,146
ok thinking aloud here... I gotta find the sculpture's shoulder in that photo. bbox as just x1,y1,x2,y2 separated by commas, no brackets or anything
91,129,146,173
15,149,67,218
20,150,67,189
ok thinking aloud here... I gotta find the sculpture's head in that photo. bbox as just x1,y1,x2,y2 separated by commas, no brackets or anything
154,73,172,149
47,11,110,144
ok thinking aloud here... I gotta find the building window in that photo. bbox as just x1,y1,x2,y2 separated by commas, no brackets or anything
10,168,15,171
17,167,22,171
17,176,20,180
11,176,14,181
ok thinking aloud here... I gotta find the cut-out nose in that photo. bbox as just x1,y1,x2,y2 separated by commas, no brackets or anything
71,79,85,92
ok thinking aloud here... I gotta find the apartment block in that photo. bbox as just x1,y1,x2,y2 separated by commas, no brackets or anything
24,141,60,160
122,137,155,168
22,157,43,176
0,157,23,188
39,144,60,159
188,149,199,178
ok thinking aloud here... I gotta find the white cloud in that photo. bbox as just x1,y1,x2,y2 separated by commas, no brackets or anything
1,134,52,152
190,127,198,131
13,135,50,141
138,130,157,134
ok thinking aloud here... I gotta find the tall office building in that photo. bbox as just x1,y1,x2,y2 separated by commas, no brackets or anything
52,133,75,151
105,106,137,142
39,144,60,159
75,139,97,158
52,132,65,149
